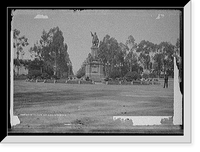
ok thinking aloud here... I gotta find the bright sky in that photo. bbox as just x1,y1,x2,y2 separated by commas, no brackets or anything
12,9,180,73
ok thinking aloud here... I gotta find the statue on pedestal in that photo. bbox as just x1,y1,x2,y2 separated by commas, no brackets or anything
90,32,99,47
85,32,104,82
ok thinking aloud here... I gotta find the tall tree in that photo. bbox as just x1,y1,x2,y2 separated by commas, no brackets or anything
125,35,138,72
125,51,138,72
29,27,72,78
137,40,155,73
157,42,175,76
76,63,85,78
13,29,29,75
98,35,123,77
13,29,29,60
57,43,71,77
153,52,163,77
125,35,137,51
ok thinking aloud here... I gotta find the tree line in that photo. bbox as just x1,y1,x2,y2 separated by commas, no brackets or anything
13,28,181,80
13,27,73,79
77,35,180,80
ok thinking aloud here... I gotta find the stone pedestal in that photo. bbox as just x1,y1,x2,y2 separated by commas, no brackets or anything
91,46,98,58
85,46,104,82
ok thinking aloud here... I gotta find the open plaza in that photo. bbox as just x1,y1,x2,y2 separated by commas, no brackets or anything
9,79,183,134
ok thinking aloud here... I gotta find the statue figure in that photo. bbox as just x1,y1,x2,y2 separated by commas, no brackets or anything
90,32,99,47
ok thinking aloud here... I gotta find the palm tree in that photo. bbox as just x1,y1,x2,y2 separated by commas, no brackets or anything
13,29,29,75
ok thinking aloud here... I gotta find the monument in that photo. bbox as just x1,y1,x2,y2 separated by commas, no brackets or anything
85,32,104,82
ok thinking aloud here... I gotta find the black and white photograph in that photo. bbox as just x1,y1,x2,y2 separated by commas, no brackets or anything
4,3,192,143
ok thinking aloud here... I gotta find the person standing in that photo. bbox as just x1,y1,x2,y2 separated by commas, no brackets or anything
163,74,168,88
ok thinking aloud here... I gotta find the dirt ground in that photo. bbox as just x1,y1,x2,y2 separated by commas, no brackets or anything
9,80,183,134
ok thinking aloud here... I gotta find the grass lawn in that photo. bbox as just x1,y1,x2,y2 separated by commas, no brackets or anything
10,80,182,134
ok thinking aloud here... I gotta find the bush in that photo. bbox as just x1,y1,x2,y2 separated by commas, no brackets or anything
149,72,157,78
109,70,121,80
142,73,149,79
36,76,42,79
27,70,41,79
85,76,92,82
103,77,112,81
41,73,50,79
76,68,85,79
51,75,60,80
124,71,141,82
